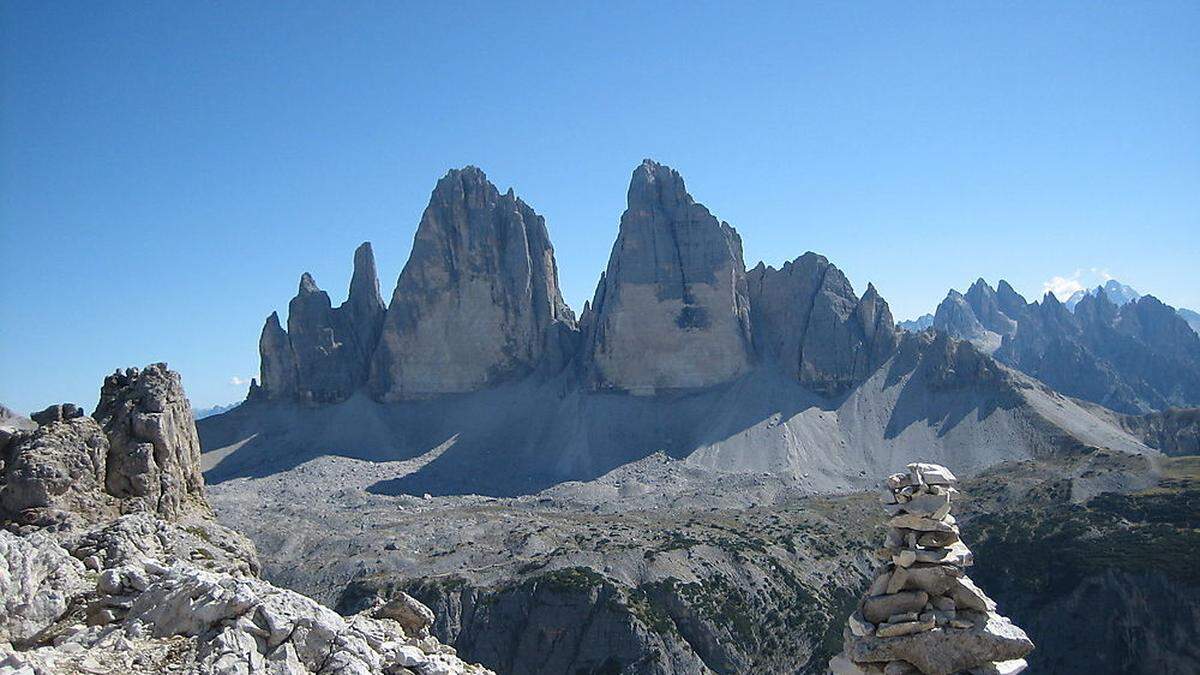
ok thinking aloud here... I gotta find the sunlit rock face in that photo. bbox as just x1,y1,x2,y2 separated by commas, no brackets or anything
580,159,753,394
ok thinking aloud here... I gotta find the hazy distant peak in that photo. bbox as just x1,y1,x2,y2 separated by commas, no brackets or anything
1066,278,1141,311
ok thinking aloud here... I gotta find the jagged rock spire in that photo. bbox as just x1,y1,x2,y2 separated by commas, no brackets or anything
748,253,898,396
581,159,753,393
369,167,576,400
253,245,387,404
93,364,207,520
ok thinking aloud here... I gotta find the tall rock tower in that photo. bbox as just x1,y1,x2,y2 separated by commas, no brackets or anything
581,159,753,393
370,167,576,400
253,242,385,403
830,463,1033,675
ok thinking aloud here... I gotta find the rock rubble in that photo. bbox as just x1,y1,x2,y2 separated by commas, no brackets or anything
830,463,1033,675
1,364,490,675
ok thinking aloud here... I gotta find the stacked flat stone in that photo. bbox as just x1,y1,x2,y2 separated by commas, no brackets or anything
829,463,1034,675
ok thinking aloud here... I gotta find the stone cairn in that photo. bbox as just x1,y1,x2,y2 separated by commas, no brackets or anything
829,463,1034,675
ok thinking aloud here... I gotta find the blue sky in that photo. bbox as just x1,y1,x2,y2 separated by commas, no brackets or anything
2,2,1198,413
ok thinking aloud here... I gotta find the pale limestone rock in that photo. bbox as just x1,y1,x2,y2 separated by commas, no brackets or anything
907,462,957,485
889,513,958,533
0,417,115,527
373,590,435,637
863,591,929,624
0,529,88,645
94,364,205,520
582,160,752,393
914,541,974,567
846,612,1033,675
372,168,575,400
875,617,935,638
829,653,886,674
970,658,1029,674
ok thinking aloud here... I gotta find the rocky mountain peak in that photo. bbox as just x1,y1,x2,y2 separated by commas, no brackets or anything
348,242,384,310
298,271,320,294
749,253,897,396
995,280,1028,318
253,244,385,403
369,166,576,400
582,159,752,392
962,279,1017,338
934,289,997,352
967,277,994,297
626,158,690,210
928,275,1200,414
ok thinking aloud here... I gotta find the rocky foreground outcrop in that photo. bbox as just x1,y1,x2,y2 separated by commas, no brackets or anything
830,463,1034,675
1,365,489,675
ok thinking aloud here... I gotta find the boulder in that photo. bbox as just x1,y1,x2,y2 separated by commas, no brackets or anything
0,416,115,526
373,590,436,637
846,612,1034,675
29,403,84,426
863,590,929,624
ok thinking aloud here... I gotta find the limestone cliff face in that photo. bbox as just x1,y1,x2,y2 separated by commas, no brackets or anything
748,253,899,397
254,243,385,403
581,160,753,393
370,167,576,400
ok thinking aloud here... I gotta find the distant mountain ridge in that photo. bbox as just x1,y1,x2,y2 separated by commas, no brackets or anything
193,402,240,420
1065,279,1141,311
928,279,1200,414
896,313,933,332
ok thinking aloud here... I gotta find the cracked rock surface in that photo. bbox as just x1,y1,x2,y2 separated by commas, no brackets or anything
1,364,490,675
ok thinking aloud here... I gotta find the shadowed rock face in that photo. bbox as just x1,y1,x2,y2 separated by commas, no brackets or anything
370,167,576,401
1114,407,1200,456
748,253,899,397
93,364,206,520
581,159,753,393
254,243,385,403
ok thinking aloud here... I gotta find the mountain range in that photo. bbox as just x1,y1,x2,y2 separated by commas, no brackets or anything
924,279,1200,414
1064,279,1141,311
189,160,1199,674
199,160,1150,497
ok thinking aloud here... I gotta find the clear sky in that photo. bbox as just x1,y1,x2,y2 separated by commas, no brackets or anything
2,2,1198,414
